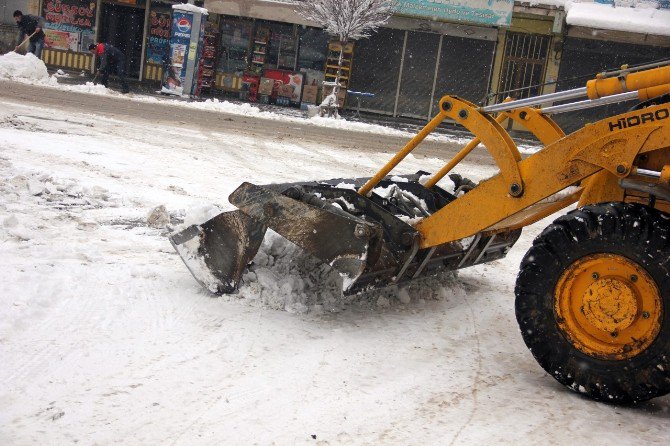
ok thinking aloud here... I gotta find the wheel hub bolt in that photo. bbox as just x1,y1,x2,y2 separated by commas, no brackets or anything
591,272,599,280
642,311,650,319
630,274,638,282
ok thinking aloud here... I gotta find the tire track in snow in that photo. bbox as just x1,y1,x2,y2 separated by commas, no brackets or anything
448,298,483,446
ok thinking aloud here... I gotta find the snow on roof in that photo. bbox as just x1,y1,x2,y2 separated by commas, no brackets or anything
567,2,670,36
528,1,670,36
172,3,209,15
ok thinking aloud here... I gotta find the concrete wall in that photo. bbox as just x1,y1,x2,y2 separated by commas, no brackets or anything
0,0,37,54
0,23,17,53
1,0,33,25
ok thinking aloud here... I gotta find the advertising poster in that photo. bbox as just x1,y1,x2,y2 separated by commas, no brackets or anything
396,0,514,26
44,28,80,51
146,11,171,65
263,69,304,102
42,0,96,52
162,11,193,95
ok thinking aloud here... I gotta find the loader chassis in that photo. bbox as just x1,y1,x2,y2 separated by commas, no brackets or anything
170,63,670,403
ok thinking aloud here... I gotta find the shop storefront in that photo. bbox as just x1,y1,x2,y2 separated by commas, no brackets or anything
32,0,669,127
143,1,176,82
41,0,97,71
348,1,509,120
211,15,329,106
99,0,146,77
39,0,180,80
349,22,498,120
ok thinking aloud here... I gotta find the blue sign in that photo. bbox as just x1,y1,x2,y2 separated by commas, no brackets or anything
396,0,514,26
162,7,207,97
163,10,193,94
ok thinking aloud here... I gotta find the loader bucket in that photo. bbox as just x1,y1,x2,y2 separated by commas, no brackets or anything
170,173,521,295
169,210,266,293
227,182,384,289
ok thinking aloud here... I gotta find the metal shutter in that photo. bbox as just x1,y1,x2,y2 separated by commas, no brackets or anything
432,35,496,116
348,28,405,115
396,31,441,119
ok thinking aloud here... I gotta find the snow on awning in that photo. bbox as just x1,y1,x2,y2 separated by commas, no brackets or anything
528,1,670,37
567,2,670,36
172,3,209,15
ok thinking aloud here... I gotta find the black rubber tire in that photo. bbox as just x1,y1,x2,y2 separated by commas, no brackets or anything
515,202,670,403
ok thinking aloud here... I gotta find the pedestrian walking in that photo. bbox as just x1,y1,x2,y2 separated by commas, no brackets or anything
89,43,130,94
13,10,45,58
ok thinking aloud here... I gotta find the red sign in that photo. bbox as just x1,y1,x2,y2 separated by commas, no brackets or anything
43,0,95,29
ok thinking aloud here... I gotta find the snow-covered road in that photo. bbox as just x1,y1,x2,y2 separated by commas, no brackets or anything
0,97,668,445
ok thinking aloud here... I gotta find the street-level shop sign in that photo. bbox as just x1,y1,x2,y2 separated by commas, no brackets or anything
396,0,514,26
42,0,96,52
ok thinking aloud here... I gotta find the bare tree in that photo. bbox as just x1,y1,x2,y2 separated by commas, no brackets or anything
296,0,396,116
297,0,396,42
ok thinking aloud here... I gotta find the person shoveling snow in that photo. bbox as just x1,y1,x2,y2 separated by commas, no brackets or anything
88,43,130,94
12,10,45,58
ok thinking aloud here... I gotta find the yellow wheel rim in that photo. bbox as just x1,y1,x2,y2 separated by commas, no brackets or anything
555,253,662,360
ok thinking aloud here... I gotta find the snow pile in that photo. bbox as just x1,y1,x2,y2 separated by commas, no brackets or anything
147,205,170,228
0,52,51,83
237,230,461,314
419,173,456,194
0,169,118,246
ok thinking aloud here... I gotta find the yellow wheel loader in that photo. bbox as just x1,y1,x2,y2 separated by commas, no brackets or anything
170,61,670,403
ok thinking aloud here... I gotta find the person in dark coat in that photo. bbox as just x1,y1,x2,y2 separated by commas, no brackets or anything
13,10,45,58
89,43,130,94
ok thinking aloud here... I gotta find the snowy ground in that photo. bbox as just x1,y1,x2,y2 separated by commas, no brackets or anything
0,96,669,445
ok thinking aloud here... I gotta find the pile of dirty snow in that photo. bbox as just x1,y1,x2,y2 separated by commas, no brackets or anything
236,230,462,314
0,52,51,83
173,205,462,314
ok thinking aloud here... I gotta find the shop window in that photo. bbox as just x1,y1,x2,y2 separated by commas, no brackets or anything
298,27,329,71
264,22,296,70
218,17,252,74
497,31,550,101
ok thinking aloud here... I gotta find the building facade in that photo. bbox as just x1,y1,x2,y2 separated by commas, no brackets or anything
2,1,669,131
